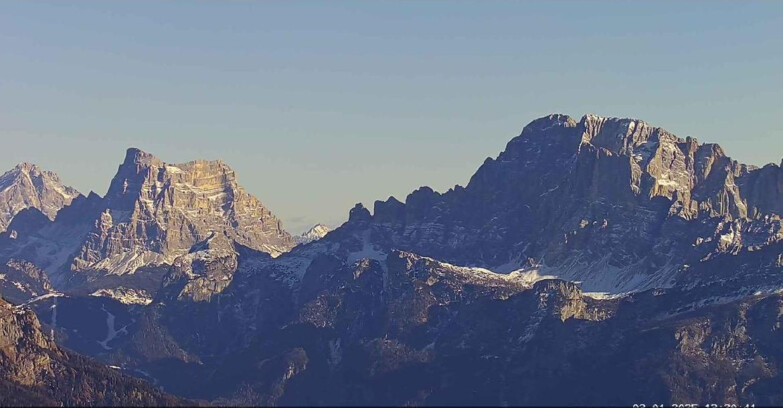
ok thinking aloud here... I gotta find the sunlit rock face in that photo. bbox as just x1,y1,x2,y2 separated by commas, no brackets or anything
72,148,294,276
0,148,294,298
294,224,331,245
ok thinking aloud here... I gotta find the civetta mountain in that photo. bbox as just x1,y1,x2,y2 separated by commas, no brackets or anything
3,114,783,405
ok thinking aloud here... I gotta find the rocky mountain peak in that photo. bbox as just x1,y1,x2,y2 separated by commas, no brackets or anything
308,223,330,236
0,163,80,232
294,224,331,245
579,114,668,153
322,113,783,295
107,148,236,204
12,162,40,173
69,148,295,276
524,113,578,132
348,203,372,223
122,147,163,167
510,113,681,156
494,113,742,205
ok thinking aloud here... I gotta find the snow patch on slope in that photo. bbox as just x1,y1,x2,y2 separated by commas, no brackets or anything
96,304,129,350
90,287,152,306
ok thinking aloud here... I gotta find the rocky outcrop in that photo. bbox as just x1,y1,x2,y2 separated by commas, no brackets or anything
161,232,240,303
0,163,80,232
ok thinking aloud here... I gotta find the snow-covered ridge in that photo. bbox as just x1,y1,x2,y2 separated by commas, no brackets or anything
406,252,556,288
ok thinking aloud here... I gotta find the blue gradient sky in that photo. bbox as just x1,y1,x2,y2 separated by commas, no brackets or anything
1,1,782,233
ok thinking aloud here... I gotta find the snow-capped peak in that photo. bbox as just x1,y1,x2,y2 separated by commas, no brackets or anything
294,223,331,245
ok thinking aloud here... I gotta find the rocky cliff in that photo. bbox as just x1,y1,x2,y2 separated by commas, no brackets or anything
0,259,52,305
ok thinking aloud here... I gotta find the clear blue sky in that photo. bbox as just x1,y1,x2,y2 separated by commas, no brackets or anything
1,1,782,233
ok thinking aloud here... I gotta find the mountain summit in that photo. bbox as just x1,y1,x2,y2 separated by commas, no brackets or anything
294,223,331,245
0,163,80,232
71,147,294,275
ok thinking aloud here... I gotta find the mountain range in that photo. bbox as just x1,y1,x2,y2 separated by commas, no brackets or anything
2,113,783,406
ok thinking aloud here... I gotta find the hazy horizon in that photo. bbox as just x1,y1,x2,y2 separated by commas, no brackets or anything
2,1,782,234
